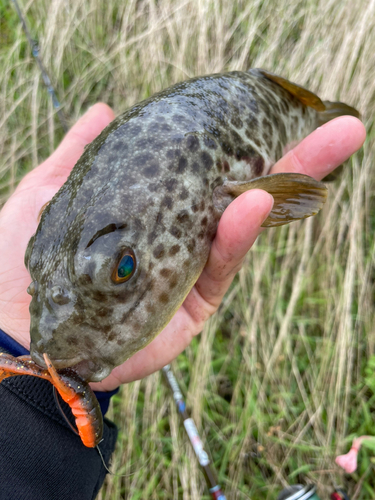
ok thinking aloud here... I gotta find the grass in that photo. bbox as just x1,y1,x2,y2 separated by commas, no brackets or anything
1,0,375,498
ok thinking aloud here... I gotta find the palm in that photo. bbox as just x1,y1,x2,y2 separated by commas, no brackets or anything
0,104,365,391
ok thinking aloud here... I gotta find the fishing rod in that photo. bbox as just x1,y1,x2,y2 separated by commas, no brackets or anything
162,365,227,500
12,2,227,498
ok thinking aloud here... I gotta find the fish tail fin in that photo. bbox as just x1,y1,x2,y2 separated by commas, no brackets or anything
318,100,361,125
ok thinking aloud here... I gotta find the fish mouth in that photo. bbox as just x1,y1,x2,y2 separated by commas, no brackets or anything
30,348,107,382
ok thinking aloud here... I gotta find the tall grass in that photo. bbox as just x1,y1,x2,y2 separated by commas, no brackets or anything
1,0,374,498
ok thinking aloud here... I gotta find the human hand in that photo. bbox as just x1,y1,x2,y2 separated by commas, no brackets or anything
0,104,366,391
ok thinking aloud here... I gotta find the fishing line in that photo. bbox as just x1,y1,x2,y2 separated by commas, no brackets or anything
11,0,68,133
52,379,158,477
52,386,80,436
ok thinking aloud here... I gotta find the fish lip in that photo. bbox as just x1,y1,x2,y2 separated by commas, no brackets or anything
32,351,105,382
30,348,84,372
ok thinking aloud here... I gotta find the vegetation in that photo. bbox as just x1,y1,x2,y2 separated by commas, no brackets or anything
0,0,374,498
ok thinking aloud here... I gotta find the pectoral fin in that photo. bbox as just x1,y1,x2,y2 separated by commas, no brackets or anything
213,173,328,227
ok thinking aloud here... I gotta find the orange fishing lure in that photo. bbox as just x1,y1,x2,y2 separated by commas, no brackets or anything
0,352,103,447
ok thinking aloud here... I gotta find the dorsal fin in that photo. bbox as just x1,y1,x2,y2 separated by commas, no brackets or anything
254,68,326,112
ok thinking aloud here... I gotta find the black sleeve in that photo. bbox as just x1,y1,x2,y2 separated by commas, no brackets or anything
0,375,118,500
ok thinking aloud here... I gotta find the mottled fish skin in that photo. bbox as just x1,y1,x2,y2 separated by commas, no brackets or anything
26,70,319,381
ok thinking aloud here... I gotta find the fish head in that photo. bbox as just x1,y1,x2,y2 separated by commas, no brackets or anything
25,188,193,382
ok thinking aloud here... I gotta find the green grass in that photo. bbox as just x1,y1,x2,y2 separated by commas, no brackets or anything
1,0,375,498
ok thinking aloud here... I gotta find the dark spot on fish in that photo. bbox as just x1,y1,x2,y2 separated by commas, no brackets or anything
117,339,125,346
112,140,127,152
173,114,186,124
165,178,178,192
203,135,217,149
143,162,160,178
200,200,205,211
159,292,169,304
186,239,195,253
223,160,230,172
246,114,258,128
160,123,172,132
160,268,172,278
170,226,182,239
91,291,108,302
131,322,141,332
66,336,79,346
129,124,142,136
97,307,112,318
136,137,149,149
250,136,261,148
253,156,264,176
134,152,153,167
107,332,116,342
169,244,180,255
162,196,173,210
166,149,181,159
169,276,178,289
179,188,189,200
191,161,200,173
84,337,95,350
262,117,273,139
200,151,213,171
272,100,281,114
176,210,190,224
146,303,156,313
198,230,205,239
177,156,188,173
99,324,112,335
149,121,162,133
247,99,258,113
210,177,222,191
183,260,190,268
275,141,283,159
148,231,157,245
192,201,199,213
278,120,287,144
231,130,242,145
148,182,159,192
153,244,165,259
221,141,233,156
186,135,199,152
78,274,92,286
201,216,208,226
259,98,270,114
230,116,243,129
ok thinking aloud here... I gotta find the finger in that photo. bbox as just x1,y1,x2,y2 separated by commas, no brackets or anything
20,103,115,189
191,189,274,311
270,116,366,180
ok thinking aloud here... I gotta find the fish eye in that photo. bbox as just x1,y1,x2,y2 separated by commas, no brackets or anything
111,250,136,284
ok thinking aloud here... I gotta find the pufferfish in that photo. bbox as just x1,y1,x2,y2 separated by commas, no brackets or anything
21,68,358,383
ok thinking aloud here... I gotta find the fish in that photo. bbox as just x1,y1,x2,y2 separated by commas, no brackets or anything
24,68,359,382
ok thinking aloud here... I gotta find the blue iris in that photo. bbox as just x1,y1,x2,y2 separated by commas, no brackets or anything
117,254,134,279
